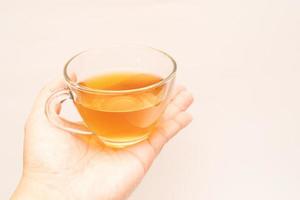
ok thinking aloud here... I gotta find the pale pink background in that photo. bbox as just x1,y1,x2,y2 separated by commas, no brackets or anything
1,1,300,199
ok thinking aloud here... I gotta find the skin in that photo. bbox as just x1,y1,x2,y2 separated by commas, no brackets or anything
11,79,193,200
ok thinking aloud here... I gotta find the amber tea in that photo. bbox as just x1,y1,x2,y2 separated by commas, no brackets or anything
74,72,167,146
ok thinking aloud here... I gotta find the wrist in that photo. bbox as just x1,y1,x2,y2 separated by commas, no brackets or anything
11,176,68,200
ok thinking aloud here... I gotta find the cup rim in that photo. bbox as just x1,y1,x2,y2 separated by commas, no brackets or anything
63,45,177,94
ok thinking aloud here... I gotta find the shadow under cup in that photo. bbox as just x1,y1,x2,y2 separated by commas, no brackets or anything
46,45,176,148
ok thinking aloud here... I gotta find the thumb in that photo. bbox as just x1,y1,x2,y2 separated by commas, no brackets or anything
30,78,66,120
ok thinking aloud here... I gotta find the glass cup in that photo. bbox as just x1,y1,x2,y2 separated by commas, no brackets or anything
46,45,176,148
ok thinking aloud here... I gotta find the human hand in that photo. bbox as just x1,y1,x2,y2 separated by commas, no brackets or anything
11,79,193,200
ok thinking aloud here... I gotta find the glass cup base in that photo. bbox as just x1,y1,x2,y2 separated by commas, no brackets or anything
97,133,150,148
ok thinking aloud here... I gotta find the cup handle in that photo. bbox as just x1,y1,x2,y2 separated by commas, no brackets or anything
45,89,93,135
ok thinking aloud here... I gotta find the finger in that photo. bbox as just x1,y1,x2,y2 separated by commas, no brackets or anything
32,72,79,117
150,112,193,153
123,139,157,172
31,78,66,118
124,111,193,172
163,89,194,121
55,103,62,114
169,84,186,101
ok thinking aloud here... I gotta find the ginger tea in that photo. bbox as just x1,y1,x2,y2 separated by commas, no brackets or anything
74,72,167,146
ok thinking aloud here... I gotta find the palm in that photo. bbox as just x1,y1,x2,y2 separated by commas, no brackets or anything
23,80,193,200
